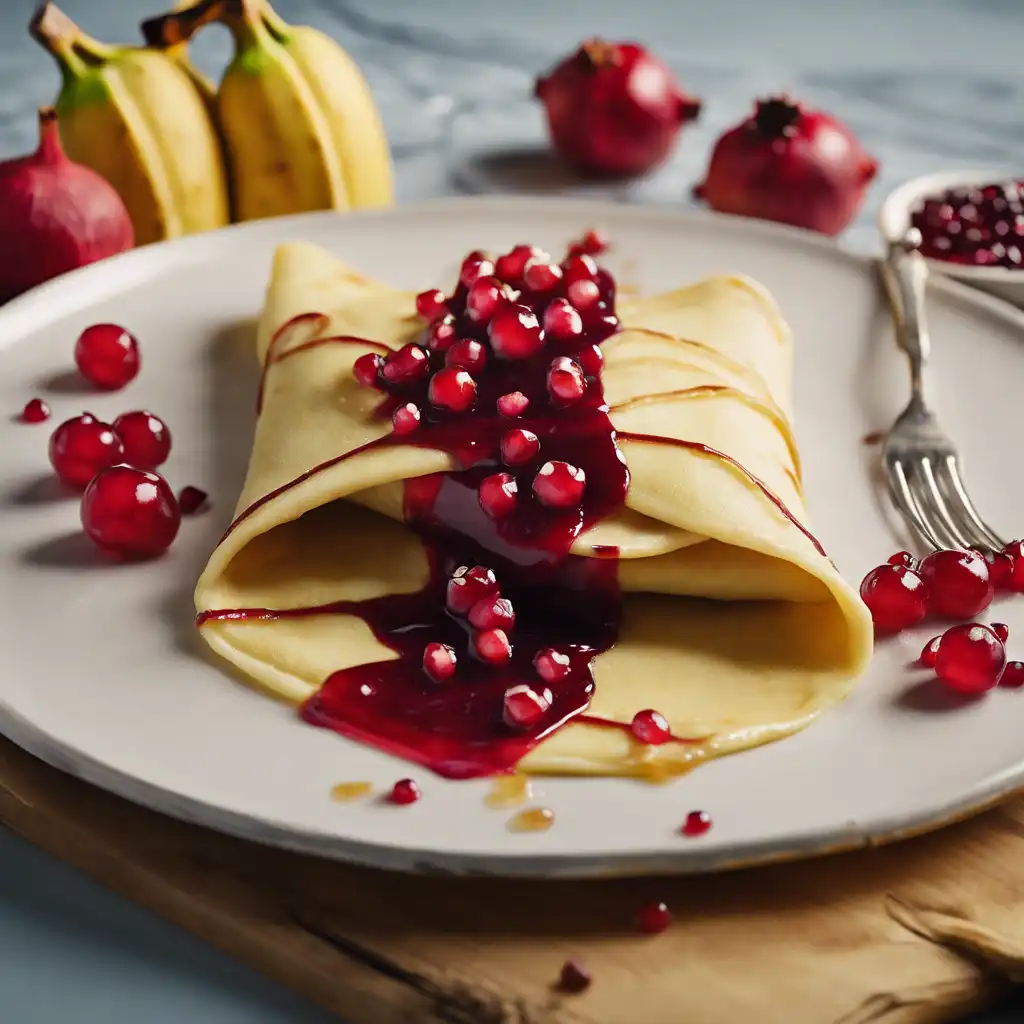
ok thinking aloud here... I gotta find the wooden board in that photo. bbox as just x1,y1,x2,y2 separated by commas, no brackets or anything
2,734,1024,1024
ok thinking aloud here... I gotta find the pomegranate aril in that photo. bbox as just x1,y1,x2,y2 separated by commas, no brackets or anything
20,398,50,423
494,245,541,284
934,623,1005,695
979,549,1015,591
352,352,383,388
489,304,545,360
1000,661,1024,689
392,402,422,435
415,288,447,322
681,810,712,837
113,410,171,470
500,428,540,466
919,549,993,619
446,565,499,615
178,485,208,515
542,298,583,343
561,253,599,284
389,778,421,805
422,642,457,683
637,901,672,935
577,344,604,376
468,596,515,631
567,278,601,312
478,472,518,519
382,343,429,384
496,391,529,417
428,367,477,412
992,622,1010,643
474,628,513,664
459,252,495,289
887,551,917,568
920,635,941,667
426,314,458,353
445,338,487,374
547,356,586,404
1002,541,1024,592
74,323,139,390
523,260,562,293
631,708,671,745
48,413,125,488
532,460,586,509
80,465,180,558
859,563,928,632
502,684,550,728
465,275,508,325
576,228,609,256
557,958,592,994
534,647,571,683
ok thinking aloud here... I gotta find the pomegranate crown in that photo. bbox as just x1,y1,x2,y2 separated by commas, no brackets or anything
752,95,802,138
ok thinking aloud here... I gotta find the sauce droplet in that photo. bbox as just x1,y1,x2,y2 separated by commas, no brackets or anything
330,781,373,802
680,809,712,836
485,774,533,809
508,806,555,832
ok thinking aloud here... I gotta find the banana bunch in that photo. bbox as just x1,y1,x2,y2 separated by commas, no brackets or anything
31,2,230,245
142,0,394,222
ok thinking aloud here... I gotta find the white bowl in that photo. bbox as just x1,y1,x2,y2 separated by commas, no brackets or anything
878,167,1024,309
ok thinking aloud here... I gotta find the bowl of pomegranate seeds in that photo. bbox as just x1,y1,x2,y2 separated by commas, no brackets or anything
879,168,1024,308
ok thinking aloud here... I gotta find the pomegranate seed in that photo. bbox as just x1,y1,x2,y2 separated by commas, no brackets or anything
978,549,1016,591
557,958,592,993
48,413,125,488
567,278,601,312
478,472,518,518
523,260,563,293
637,901,672,935
532,460,586,508
422,642,457,683
426,314,458,353
934,623,1005,694
576,228,609,256
888,551,917,568
465,275,508,324
489,304,545,360
547,356,586,404
919,549,993,618
382,343,429,385
500,428,540,466
494,244,540,283
446,565,499,615
80,465,180,558
178,485,208,515
459,251,495,289
681,810,712,837
428,367,477,412
352,352,383,388
502,683,550,728
474,628,513,664
389,778,421,805
74,323,140,390
544,300,584,346
992,622,1010,643
468,596,515,630
534,647,571,683
415,288,447,321
497,391,530,417
859,564,928,632
1000,661,1024,688
392,402,421,435
1003,541,1024,592
20,398,50,423
445,338,487,375
631,708,671,745
920,635,941,667
113,410,171,470
577,344,604,376
562,253,599,284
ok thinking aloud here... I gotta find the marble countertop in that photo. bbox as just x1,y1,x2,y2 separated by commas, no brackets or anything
2,0,1024,1021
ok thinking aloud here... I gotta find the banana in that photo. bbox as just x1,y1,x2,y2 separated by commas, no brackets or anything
30,2,229,245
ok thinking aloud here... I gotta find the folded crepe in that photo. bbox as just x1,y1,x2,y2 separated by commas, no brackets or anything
195,241,873,779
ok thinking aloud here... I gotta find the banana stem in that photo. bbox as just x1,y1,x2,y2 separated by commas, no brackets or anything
30,2,114,82
256,0,293,44
141,0,225,48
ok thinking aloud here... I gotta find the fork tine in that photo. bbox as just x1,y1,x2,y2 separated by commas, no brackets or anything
885,456,944,549
915,456,975,549
934,454,1006,552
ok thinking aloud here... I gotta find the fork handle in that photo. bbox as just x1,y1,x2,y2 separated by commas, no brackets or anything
881,238,930,399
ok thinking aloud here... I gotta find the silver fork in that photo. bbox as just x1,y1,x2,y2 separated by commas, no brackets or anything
878,230,1005,552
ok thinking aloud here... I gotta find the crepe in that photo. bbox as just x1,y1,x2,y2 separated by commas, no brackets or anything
194,241,873,778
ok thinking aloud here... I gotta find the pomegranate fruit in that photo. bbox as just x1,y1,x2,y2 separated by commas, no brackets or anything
918,548,993,619
426,315,458,354
1001,661,1024,689
352,352,383,388
0,107,133,303
80,465,180,558
543,298,584,343
500,428,540,466
458,251,494,289
920,635,942,667
557,959,592,994
178,485,208,515
465,275,508,325
74,323,140,390
534,647,571,683
478,472,518,519
389,778,421,805
113,410,171,470
578,344,604,376
979,549,1016,591
631,708,671,745
567,278,601,312
496,391,530,417
694,96,878,236
637,901,672,935
502,684,550,729
489,304,545,360
494,245,540,284
415,288,447,322
859,563,928,632
569,228,609,256
20,398,50,423
535,39,701,177
445,338,487,375
532,460,586,508
468,596,515,631
888,551,917,568
934,623,1005,695
48,413,124,488
446,565,499,615
474,628,513,664
992,622,1010,643
392,402,421,435
523,260,562,293
547,356,586,404
428,367,477,411
382,343,429,385
1003,541,1024,592
423,641,457,683
681,810,712,837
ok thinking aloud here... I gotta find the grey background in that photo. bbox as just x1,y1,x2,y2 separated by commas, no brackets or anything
2,0,1024,1020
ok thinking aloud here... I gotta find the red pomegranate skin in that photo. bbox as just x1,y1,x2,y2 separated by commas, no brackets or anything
0,107,134,303
695,97,878,236
535,39,701,178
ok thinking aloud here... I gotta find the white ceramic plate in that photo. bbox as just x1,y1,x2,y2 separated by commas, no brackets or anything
3,197,1024,879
